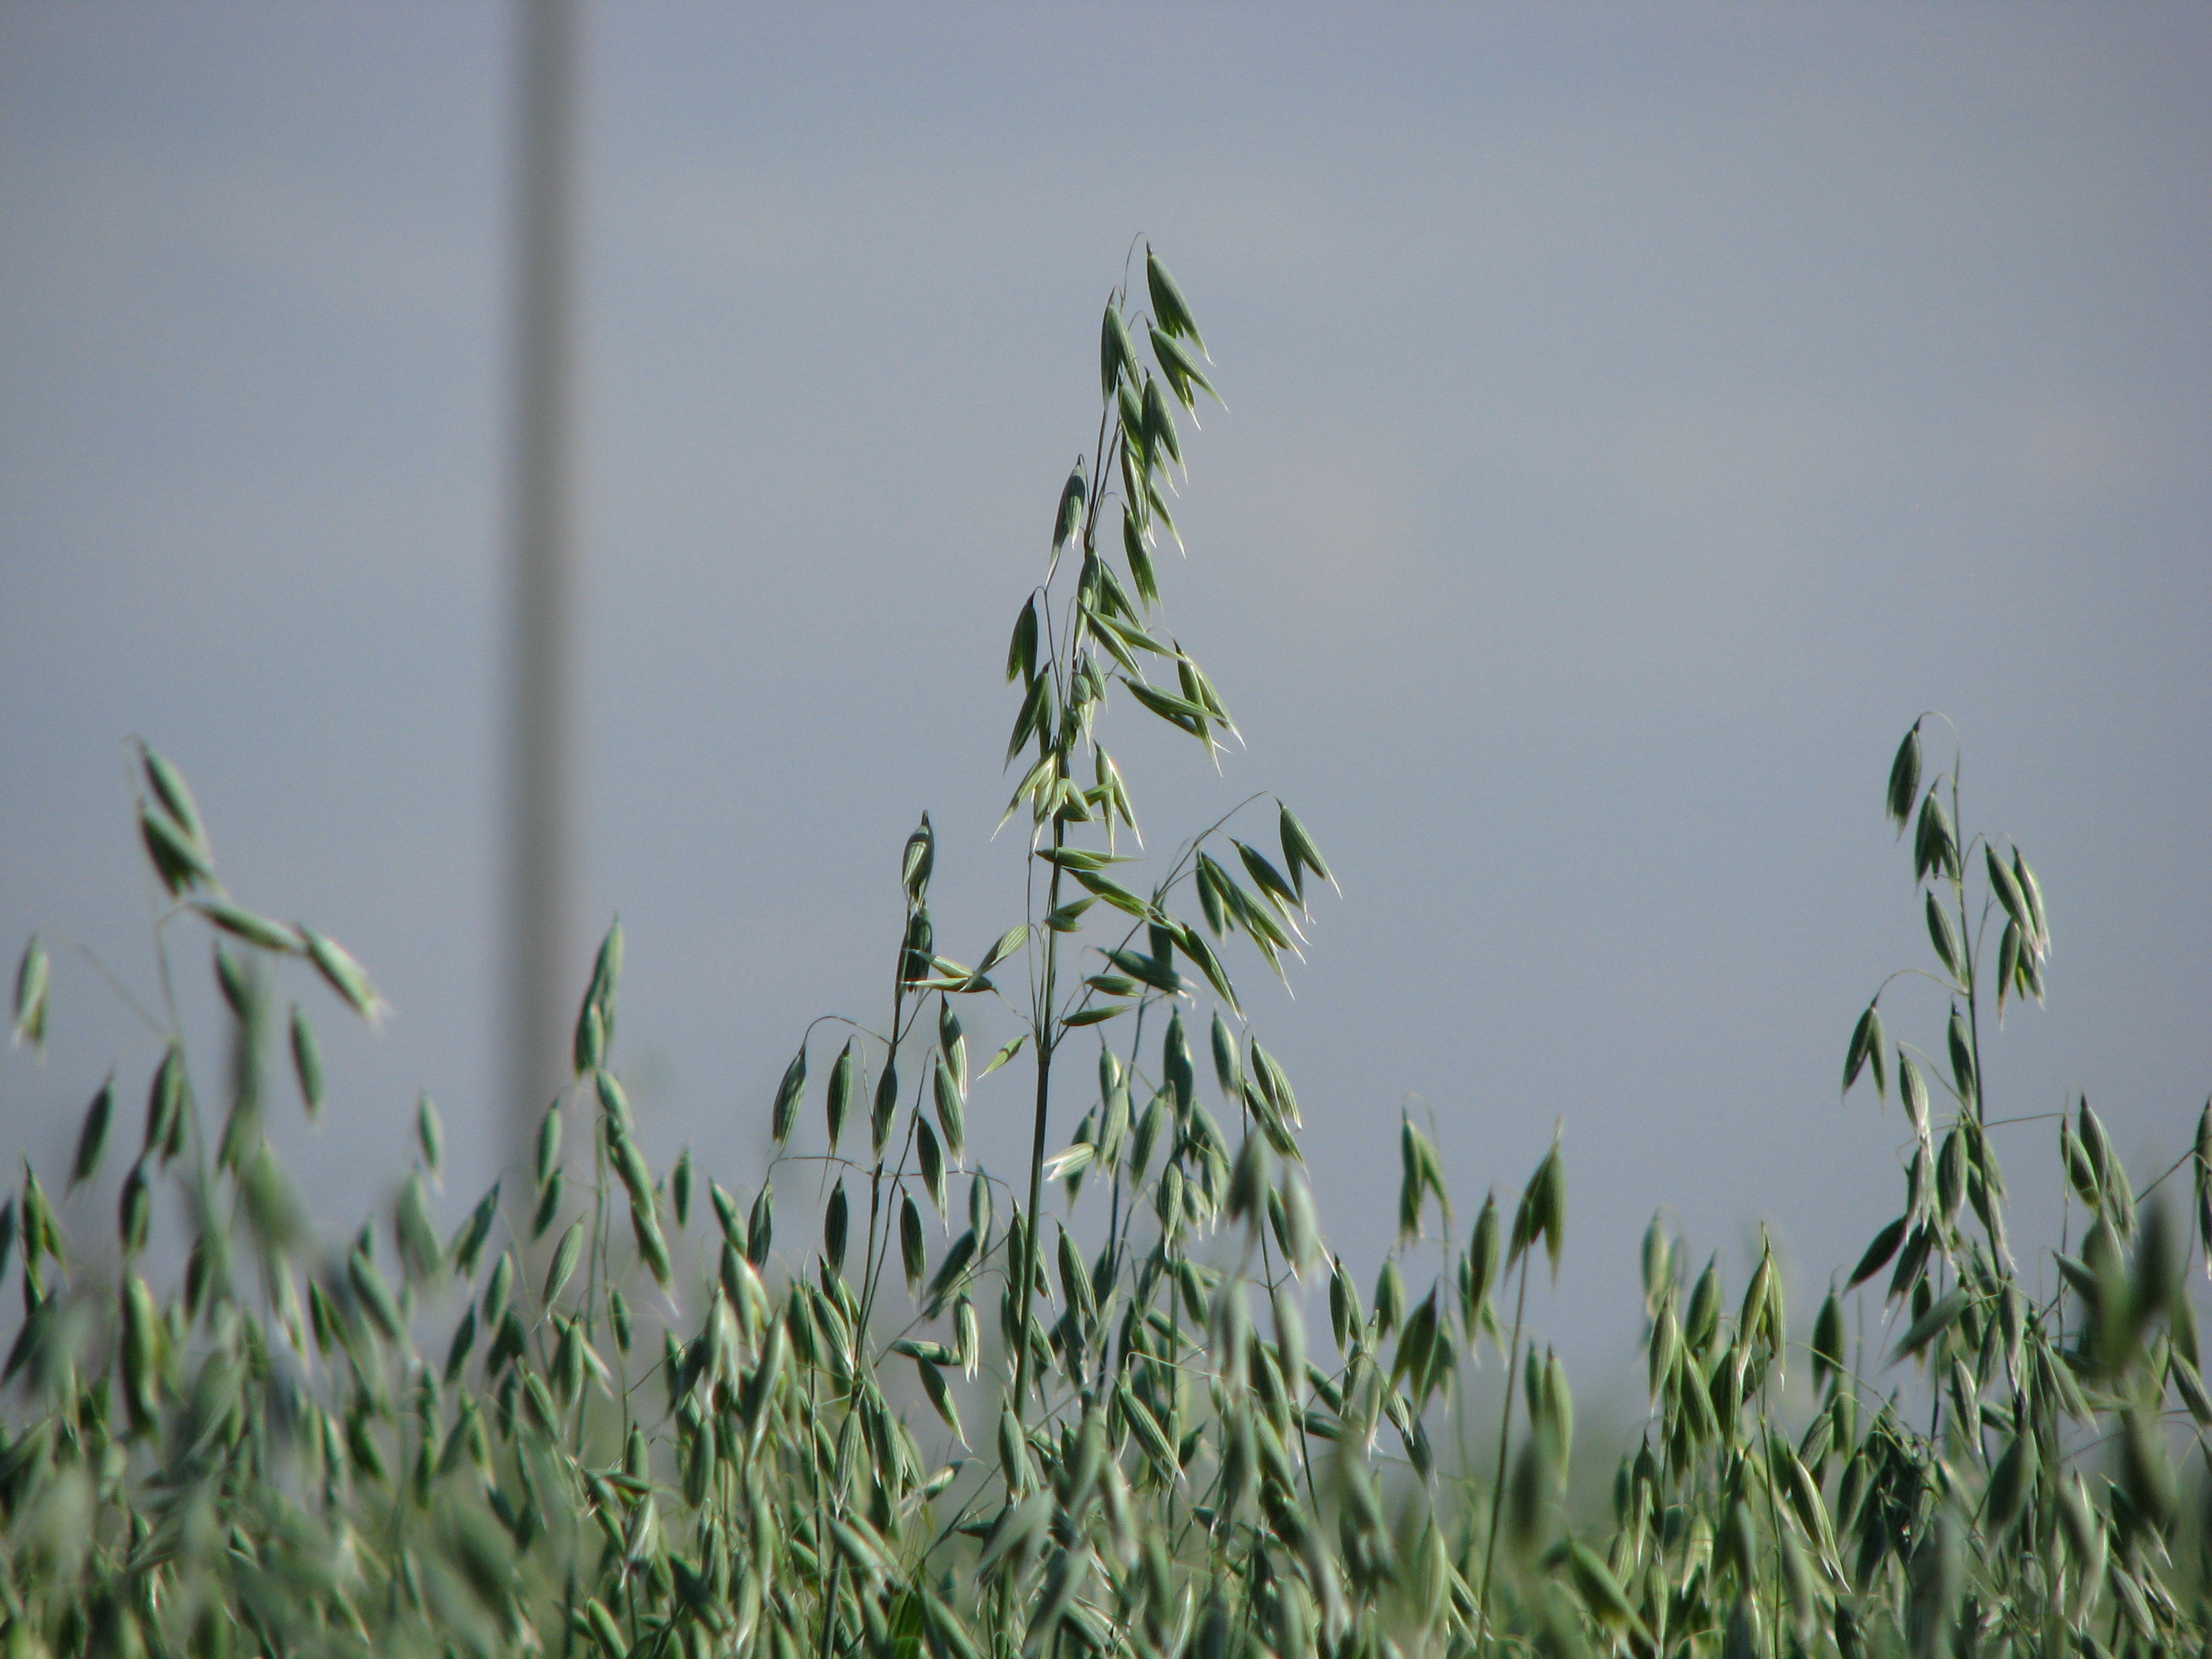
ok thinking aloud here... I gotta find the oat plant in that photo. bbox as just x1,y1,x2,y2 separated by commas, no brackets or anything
5,257,2209,1659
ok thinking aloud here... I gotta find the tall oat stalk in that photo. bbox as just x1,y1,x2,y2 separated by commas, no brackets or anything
4,259,2209,1659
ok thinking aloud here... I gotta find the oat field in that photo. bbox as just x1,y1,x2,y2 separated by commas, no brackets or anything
5,253,2207,1658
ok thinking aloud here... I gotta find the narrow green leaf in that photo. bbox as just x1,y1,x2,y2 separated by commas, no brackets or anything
546,1218,586,1305
395,1171,442,1280
1923,891,1964,982
1536,1141,1567,1280
1082,600,1144,676
417,1092,443,1177
140,803,213,894
828,1039,856,1150
300,926,388,1026
1103,947,1185,996
1842,1002,1887,1098
69,1077,113,1189
916,1356,966,1444
1069,867,1155,919
144,1043,186,1163
1914,788,1959,883
977,924,1029,977
934,1054,967,1163
981,1031,1028,1078
140,744,207,848
2013,848,2050,951
1277,805,1336,899
631,1202,673,1288
449,1181,500,1278
1888,1288,1967,1362
1052,462,1087,550
349,1248,406,1344
1249,1043,1300,1128
918,1115,948,1218
1948,1003,1975,1106
10,936,48,1050
1006,595,1040,684
769,1044,807,1145
1565,1538,1648,1640
1996,919,2020,1019
279,1003,323,1118
1985,843,2030,941
900,1191,926,1292
873,1058,899,1154
1848,1215,1909,1288
443,1304,477,1384
1170,923,1241,1017
1122,504,1159,607
1885,722,1922,830
1145,245,1206,356
1035,846,1125,874
1149,325,1218,411
1005,670,1050,765
1898,1052,1929,1136
194,900,303,954
824,1179,849,1273
671,1146,693,1228
1101,302,1136,403
1120,676,1210,734
1043,1143,1096,1184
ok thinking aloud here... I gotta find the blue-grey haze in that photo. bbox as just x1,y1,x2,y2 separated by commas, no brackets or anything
3,3,2207,1385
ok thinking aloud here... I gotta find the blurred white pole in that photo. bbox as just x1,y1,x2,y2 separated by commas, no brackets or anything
505,0,579,1172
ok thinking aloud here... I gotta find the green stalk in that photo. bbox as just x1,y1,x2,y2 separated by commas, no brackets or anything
859,977,908,1332
1957,796,1983,1130
1755,1370,1788,1659
1015,823,1066,1422
806,1357,839,1659
856,977,916,1345
1476,1250,1532,1647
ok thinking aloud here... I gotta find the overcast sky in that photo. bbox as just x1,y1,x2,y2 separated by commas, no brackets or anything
4,3,2207,1376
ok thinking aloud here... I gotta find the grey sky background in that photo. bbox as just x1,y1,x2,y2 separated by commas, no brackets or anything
4,3,2207,1380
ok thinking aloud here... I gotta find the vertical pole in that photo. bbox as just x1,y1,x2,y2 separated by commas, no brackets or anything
505,0,579,1171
